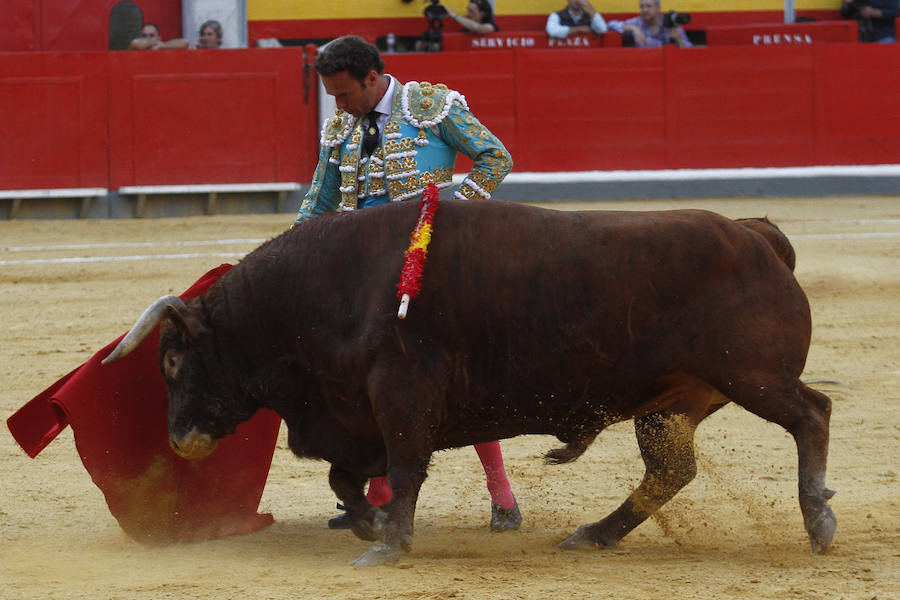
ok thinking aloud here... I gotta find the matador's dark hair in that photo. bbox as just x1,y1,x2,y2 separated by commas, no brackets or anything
314,35,385,83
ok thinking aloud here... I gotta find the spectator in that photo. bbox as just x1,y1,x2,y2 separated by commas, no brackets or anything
128,23,189,50
195,19,224,49
607,0,692,48
440,0,499,34
546,0,608,39
841,0,898,42
295,35,521,534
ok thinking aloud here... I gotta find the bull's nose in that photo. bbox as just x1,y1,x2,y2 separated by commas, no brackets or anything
169,428,217,460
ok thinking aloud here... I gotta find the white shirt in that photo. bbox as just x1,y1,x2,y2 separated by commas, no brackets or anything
368,75,396,130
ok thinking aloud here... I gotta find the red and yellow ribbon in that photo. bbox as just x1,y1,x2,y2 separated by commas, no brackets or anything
397,183,439,318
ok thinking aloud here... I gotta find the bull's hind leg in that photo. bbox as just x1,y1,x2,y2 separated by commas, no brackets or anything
559,413,704,549
559,377,721,551
730,379,836,553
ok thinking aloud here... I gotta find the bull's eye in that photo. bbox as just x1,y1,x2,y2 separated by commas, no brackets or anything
164,350,182,378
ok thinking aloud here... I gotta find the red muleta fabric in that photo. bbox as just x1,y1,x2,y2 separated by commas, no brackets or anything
6,264,282,545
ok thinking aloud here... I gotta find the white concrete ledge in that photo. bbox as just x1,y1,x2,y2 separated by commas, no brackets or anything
118,183,302,217
118,183,300,194
498,164,900,184
0,188,107,199
451,165,900,186
0,188,107,218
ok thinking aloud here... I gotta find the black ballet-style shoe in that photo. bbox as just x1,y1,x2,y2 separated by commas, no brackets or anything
327,503,351,529
490,500,522,532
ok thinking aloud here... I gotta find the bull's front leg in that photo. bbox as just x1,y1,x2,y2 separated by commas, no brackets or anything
328,465,386,542
349,360,438,566
349,455,428,567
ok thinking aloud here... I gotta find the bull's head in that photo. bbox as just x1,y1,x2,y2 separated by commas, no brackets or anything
103,296,255,460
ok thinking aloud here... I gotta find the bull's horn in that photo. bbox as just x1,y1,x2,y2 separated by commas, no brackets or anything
101,295,188,364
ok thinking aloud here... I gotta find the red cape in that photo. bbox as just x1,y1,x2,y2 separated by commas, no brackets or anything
6,264,282,544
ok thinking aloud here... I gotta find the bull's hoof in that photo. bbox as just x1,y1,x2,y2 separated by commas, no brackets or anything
350,542,401,567
350,506,389,542
490,501,522,532
558,525,617,551
807,506,837,554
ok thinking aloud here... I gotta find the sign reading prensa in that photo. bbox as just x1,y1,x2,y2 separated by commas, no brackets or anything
707,21,858,46
753,33,814,45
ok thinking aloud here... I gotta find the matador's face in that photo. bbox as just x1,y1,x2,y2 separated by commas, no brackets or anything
321,70,381,118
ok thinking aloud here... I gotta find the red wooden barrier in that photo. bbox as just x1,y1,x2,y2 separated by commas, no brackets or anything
664,45,818,169
108,48,312,188
815,42,900,165
706,20,858,46
0,52,108,190
513,48,666,171
4,44,900,194
4,0,40,51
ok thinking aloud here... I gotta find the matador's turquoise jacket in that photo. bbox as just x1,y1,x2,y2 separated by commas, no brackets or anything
295,77,513,223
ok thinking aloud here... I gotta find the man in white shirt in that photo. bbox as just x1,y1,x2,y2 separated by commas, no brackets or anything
546,0,608,38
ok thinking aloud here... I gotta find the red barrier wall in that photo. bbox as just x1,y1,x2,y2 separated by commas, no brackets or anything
0,52,108,189
514,48,667,171
4,0,40,51
108,48,313,187
816,43,900,165
3,44,900,193
664,45,818,169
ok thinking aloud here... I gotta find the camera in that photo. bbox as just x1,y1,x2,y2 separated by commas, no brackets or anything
662,10,691,29
420,0,446,52
424,0,448,20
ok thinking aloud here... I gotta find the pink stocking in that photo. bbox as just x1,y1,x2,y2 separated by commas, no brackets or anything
365,476,392,506
364,443,516,509
475,441,516,509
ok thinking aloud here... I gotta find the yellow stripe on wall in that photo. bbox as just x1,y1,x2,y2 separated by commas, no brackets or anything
248,0,842,21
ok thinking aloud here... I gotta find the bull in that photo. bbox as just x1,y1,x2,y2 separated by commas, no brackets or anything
104,199,836,566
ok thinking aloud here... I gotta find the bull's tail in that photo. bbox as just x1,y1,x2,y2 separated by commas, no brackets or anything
544,433,598,465
735,217,796,271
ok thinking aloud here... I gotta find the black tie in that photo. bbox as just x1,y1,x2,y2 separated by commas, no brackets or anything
363,110,380,156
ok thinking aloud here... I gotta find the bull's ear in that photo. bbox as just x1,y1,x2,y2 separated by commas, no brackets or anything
164,304,210,342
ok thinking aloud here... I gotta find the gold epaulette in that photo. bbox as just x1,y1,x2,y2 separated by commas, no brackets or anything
321,110,357,147
401,81,469,128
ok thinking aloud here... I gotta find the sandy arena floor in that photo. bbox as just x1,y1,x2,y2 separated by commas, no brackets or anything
1,196,898,600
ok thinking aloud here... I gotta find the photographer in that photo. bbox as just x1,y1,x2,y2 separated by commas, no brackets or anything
841,0,898,42
439,1,498,35
607,0,692,48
